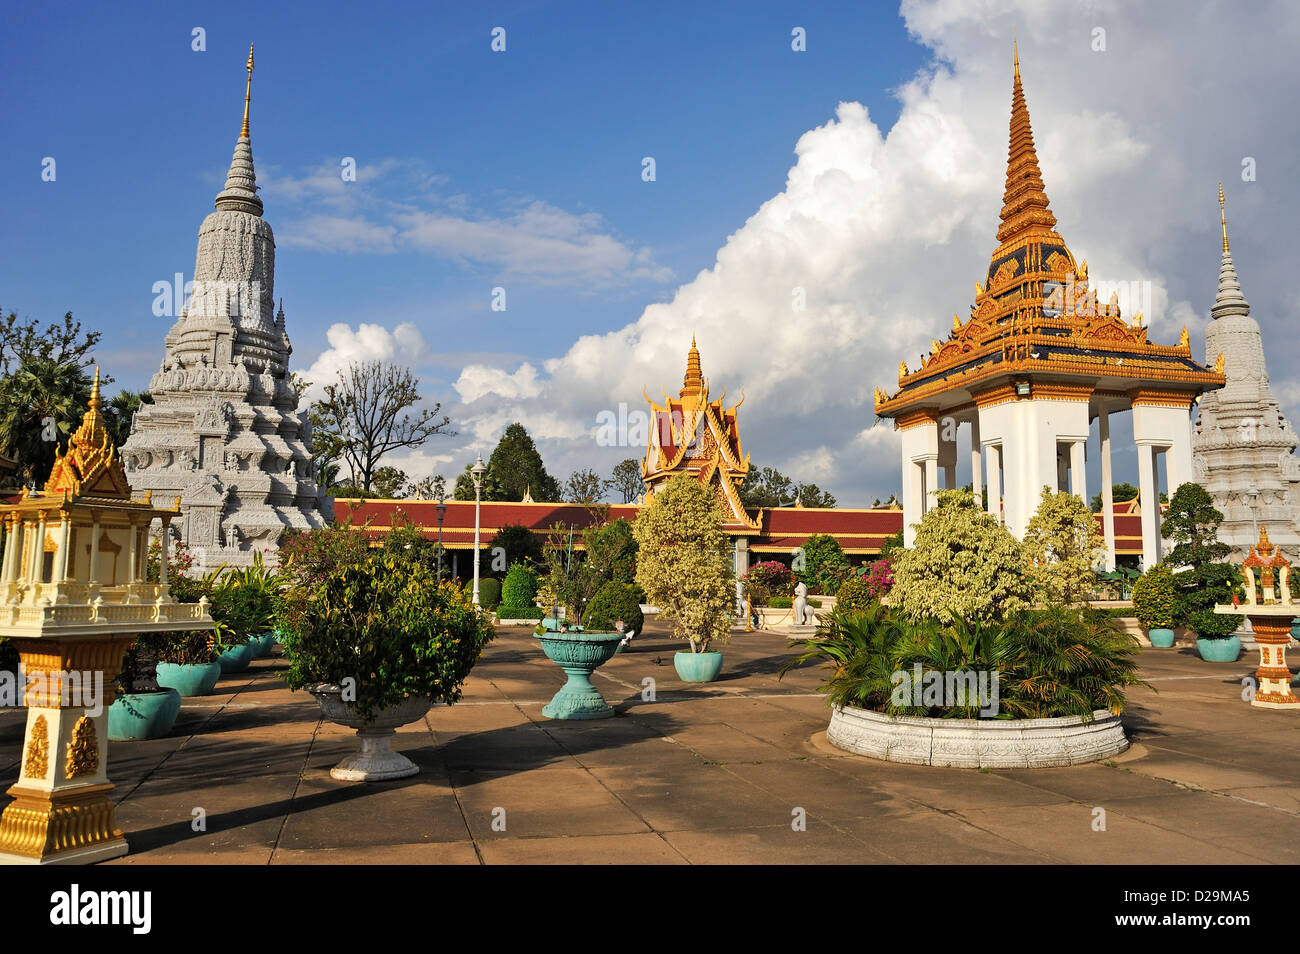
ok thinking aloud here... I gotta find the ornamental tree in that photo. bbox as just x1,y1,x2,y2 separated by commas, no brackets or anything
633,473,734,652
891,488,1033,623
1022,485,1104,605
1161,482,1239,637
795,533,851,594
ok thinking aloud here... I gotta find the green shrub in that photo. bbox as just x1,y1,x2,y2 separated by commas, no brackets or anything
835,576,875,615
280,534,495,720
781,603,1148,720
583,581,645,634
1161,483,1240,638
501,562,538,608
1131,564,1177,630
769,596,822,609
477,577,501,608
796,534,850,594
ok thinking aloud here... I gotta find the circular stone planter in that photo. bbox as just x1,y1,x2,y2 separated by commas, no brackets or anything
155,661,222,697
217,641,254,673
310,685,433,782
1196,635,1242,662
1147,627,1176,648
826,704,1129,768
534,631,623,719
108,689,182,741
673,650,723,683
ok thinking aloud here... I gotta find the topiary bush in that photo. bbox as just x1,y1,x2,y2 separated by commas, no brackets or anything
583,581,645,634
501,562,538,608
478,577,501,608
1131,564,1178,631
836,576,875,615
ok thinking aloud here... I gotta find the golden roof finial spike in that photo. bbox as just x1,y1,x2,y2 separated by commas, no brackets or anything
89,366,102,411
1013,25,1019,81
241,43,255,139
1219,181,1229,253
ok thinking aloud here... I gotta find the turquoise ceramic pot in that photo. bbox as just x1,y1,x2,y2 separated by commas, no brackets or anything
108,689,181,741
1196,635,1242,662
674,651,724,683
156,661,221,697
1147,628,1176,648
217,641,254,673
535,631,624,719
1291,620,1300,640
250,633,275,658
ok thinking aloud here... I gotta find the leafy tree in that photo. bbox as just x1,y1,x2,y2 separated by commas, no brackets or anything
453,459,504,500
891,488,1033,623
1160,482,1239,637
310,360,453,493
879,529,905,559
1022,485,1104,605
872,494,900,507
740,466,795,508
488,523,544,570
0,309,101,377
406,473,447,500
564,467,608,503
371,466,408,498
795,533,850,594
585,517,638,585
1090,481,1141,513
796,482,837,508
491,423,560,501
633,473,734,652
102,389,151,449
610,457,643,503
0,358,93,484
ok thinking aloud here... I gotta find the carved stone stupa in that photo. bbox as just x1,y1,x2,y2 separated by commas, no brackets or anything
1192,186,1300,562
121,46,331,567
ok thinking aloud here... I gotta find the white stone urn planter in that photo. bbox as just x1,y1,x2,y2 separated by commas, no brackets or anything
310,684,433,781
826,704,1128,768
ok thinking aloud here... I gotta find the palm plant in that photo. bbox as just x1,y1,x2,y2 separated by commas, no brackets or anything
780,603,906,711
0,358,92,483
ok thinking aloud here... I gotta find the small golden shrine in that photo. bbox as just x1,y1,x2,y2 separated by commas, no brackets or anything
0,372,214,864
1216,526,1298,709
642,337,758,531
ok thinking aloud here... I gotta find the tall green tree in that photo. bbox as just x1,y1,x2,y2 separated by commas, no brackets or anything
454,423,559,501
609,457,643,503
0,358,93,484
1090,482,1140,513
0,309,101,376
371,466,408,498
740,466,795,508
488,523,545,571
564,468,608,503
102,389,151,449
1022,486,1104,605
1161,482,1239,637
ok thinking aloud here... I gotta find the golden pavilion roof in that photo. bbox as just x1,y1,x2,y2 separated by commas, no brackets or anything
642,338,758,531
876,50,1225,419
44,369,131,499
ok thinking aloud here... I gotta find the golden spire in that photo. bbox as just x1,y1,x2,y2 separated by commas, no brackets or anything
43,368,130,499
241,43,254,139
89,366,101,411
996,43,1056,244
680,334,704,399
1219,181,1229,253
1013,25,1019,81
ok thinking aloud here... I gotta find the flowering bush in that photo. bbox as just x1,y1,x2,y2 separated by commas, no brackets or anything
862,557,894,599
741,561,794,607
146,538,196,581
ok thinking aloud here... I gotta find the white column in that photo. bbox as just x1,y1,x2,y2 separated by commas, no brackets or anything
1099,410,1116,570
126,520,138,585
53,513,71,584
1070,440,1087,505
970,418,983,505
88,519,101,584
1,515,17,584
986,443,1003,523
31,513,47,583
1136,442,1161,569
924,457,938,513
159,519,170,587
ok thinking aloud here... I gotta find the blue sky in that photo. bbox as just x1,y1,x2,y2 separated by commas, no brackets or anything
2,0,926,392
5,1,1299,506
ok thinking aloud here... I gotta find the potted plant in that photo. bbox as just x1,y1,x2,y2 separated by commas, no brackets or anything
150,573,222,696
279,523,494,781
213,553,280,661
583,581,644,653
632,473,734,682
1131,564,1178,648
1161,483,1243,661
107,638,182,741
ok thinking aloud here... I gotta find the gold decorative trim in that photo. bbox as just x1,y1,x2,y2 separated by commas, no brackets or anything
1032,383,1094,401
23,715,49,780
896,411,938,431
0,783,123,860
65,715,98,779
1129,389,1196,409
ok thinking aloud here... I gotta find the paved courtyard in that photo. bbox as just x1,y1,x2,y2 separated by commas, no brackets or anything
2,622,1298,864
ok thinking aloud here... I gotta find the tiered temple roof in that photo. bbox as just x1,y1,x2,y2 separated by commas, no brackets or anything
876,46,1224,421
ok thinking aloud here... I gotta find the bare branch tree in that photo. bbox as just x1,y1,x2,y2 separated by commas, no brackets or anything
311,360,454,493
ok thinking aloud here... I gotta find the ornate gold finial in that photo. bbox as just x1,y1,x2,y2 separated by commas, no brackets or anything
1219,181,1229,253
1077,259,1088,281
241,43,255,139
898,360,908,381
1013,26,1019,81
1213,352,1226,374
44,376,131,499
952,314,962,333
89,366,101,410
974,282,983,297
174,496,182,511
1259,526,1272,552
680,334,704,399
931,338,942,354
1179,326,1189,349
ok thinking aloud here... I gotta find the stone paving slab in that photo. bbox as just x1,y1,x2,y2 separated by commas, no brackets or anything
1,623,1298,864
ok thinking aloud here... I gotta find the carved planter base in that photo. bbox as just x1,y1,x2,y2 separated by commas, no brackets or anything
311,687,433,781
826,705,1129,768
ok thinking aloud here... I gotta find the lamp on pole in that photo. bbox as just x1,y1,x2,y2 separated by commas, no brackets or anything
436,497,447,585
471,454,486,605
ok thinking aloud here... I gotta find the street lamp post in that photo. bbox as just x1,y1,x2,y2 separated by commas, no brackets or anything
436,497,447,585
471,454,486,605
